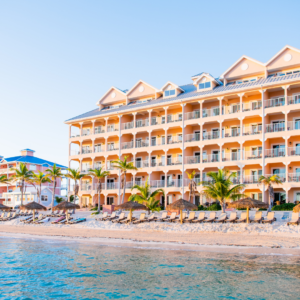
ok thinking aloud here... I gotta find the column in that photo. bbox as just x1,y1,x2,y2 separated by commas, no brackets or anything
132,173,136,186
199,100,203,117
200,145,203,164
199,122,203,141
133,153,136,168
164,107,168,124
181,103,185,197
239,93,243,112
133,112,137,128
69,125,72,138
164,171,168,188
285,162,289,183
219,143,223,162
285,111,289,131
133,133,136,148
105,117,108,132
147,171,152,185
92,120,95,135
80,122,83,136
218,97,223,116
285,137,289,157
239,141,243,160
240,117,244,136
148,130,152,147
219,120,223,137
92,139,95,153
283,86,288,106
239,165,243,184
148,109,152,126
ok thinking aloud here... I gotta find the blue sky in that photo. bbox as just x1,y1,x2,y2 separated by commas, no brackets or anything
1,0,300,165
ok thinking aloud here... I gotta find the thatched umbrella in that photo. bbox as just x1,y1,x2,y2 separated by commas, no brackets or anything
293,203,300,213
115,201,147,223
228,197,268,223
20,201,47,222
0,203,11,211
53,201,80,223
166,198,197,224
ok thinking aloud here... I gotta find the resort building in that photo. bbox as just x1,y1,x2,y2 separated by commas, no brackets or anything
66,45,300,207
0,149,67,207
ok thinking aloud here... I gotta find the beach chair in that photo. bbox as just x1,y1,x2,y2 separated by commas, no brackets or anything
174,212,187,223
204,212,216,223
133,213,146,224
51,216,66,224
47,210,58,217
36,217,50,224
14,209,20,215
26,214,43,224
106,212,117,221
146,213,157,222
96,212,108,221
250,211,262,223
69,218,86,224
166,212,177,222
2,212,11,221
0,212,5,220
225,212,237,223
183,211,196,223
262,212,276,224
7,212,18,221
20,216,33,223
236,212,247,223
156,212,168,222
214,213,227,223
119,213,137,224
191,212,206,223
20,210,27,216
287,213,300,226
112,212,126,223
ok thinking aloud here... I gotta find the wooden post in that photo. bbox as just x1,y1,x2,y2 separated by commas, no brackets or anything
246,207,249,224
180,209,183,224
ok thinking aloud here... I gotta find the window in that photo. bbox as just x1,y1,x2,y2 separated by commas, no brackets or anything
29,165,36,171
252,193,262,201
236,78,256,84
41,195,48,202
164,90,175,97
199,82,211,90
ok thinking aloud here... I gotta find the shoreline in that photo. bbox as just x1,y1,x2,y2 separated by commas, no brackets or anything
1,225,300,256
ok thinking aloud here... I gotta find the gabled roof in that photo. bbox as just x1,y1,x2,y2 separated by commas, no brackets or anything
21,148,35,152
96,86,127,105
160,81,184,92
126,80,159,97
0,155,67,169
192,72,222,85
265,45,300,66
219,55,265,79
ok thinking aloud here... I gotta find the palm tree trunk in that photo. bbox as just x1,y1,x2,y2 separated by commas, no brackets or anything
98,180,101,213
74,180,77,206
21,179,24,206
39,183,42,204
222,200,226,213
122,171,126,204
52,177,56,211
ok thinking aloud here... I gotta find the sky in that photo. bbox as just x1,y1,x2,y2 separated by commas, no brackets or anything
1,0,300,166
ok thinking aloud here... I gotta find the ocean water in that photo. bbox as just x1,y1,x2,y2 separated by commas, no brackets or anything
0,238,300,299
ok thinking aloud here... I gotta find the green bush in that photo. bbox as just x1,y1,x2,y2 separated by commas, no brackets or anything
198,205,205,211
91,211,100,215
258,208,267,211
198,203,221,211
272,203,295,211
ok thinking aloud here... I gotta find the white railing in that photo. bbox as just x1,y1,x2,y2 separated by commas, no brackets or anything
166,179,183,188
265,123,285,133
265,174,286,182
288,173,300,182
243,175,260,184
81,184,92,191
81,168,91,174
136,139,149,148
70,150,80,155
121,141,134,149
185,110,200,120
167,137,182,144
82,129,91,136
222,104,240,115
107,126,118,132
244,151,262,160
93,183,105,190
95,127,105,134
222,129,240,138
167,114,182,123
242,101,262,111
131,181,146,188
81,148,92,154
288,147,300,156
107,144,119,151
135,160,150,168
136,119,149,128
264,97,285,108
167,157,182,166
265,149,285,158
202,154,220,163
287,95,300,105
70,133,80,138
122,121,134,130
185,156,201,164
107,164,118,171
93,163,102,170
222,153,240,161
151,117,161,126
150,180,165,188
202,131,220,140
184,178,201,186
150,138,165,146
288,121,300,131
149,159,165,167
94,146,103,153
0,168,10,174
202,107,220,118
107,182,119,189
243,125,262,136
185,133,200,142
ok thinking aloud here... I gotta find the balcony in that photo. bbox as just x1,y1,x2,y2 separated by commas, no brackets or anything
136,139,149,148
107,182,119,190
167,137,182,145
107,164,118,171
242,101,262,112
150,138,165,147
222,129,240,138
121,141,134,150
95,127,105,134
185,133,200,143
107,127,118,133
244,151,262,160
70,150,80,156
265,174,286,183
288,121,300,131
135,160,149,168
167,115,182,123
94,146,104,153
136,119,149,128
167,157,182,166
202,108,220,118
81,184,92,191
243,125,262,136
107,144,119,151
70,133,80,138
150,180,165,188
185,110,200,121
185,156,200,164
264,97,285,108
265,123,285,133
288,147,300,156
122,122,134,130
202,131,220,141
288,173,300,182
166,179,183,188
149,159,165,167
265,149,285,158
81,148,92,154
222,152,240,162
222,104,240,115
287,95,300,105
203,154,219,163
93,163,103,170
243,175,260,184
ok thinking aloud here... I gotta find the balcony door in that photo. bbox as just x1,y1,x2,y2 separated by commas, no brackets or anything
231,127,240,137
151,156,156,167
106,196,114,205
212,150,219,162
251,147,262,157
135,177,142,185
272,120,285,131
177,174,182,187
231,149,239,161
194,131,200,141
272,144,285,156
107,178,114,189
135,158,142,168
195,152,200,163
107,124,114,132
212,128,219,139
252,123,262,134
151,137,156,146
295,118,300,130
167,175,173,187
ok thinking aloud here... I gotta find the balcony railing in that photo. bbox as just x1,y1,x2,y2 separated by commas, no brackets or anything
265,174,286,182
222,130,240,138
136,119,149,128
202,154,219,163
82,130,91,136
95,127,105,134
287,95,300,105
222,153,240,161
184,178,201,186
202,131,220,140
288,147,300,156
81,168,91,174
242,101,262,111
244,151,262,160
150,180,165,188
265,123,285,133
149,160,165,167
185,156,200,164
70,133,80,138
264,97,285,108
81,148,92,154
167,157,182,166
121,141,134,150
166,179,183,187
107,144,119,151
122,121,134,130
94,147,104,153
185,110,200,120
202,108,220,118
288,121,300,131
185,133,200,142
167,137,182,144
222,104,240,115
136,140,149,148
70,150,80,155
81,184,92,191
107,127,118,132
167,115,182,123
107,182,119,189
243,125,262,136
265,149,285,158
135,160,149,168
93,163,103,170
107,164,118,171
288,173,300,182
243,175,260,184
150,138,165,146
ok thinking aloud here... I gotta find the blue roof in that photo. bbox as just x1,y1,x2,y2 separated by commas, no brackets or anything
66,73,300,122
1,155,67,169
21,148,35,152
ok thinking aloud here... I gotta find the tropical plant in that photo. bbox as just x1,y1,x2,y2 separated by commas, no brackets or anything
10,162,34,206
46,164,63,210
31,171,51,203
112,156,138,204
258,175,282,211
65,168,85,207
88,167,110,212
69,195,75,202
128,178,164,213
200,170,245,213
186,171,197,202
0,175,10,185
55,196,65,204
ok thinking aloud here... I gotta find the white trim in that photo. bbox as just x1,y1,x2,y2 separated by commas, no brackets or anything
96,86,126,105
265,45,300,66
126,80,159,97
160,81,184,92
194,74,219,85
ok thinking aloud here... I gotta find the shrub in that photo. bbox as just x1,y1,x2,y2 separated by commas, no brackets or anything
91,211,100,215
198,205,206,211
272,203,295,211
207,203,221,211
258,208,267,211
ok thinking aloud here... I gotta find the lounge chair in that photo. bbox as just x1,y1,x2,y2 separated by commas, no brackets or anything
112,212,126,223
262,212,276,224
287,213,300,226
236,212,247,223
35,217,50,224
96,212,108,221
119,214,137,224
174,212,187,223
69,218,86,224
183,211,196,223
20,216,33,222
133,213,146,224
0,212,5,220
7,212,18,221
225,212,237,223
106,212,117,221
14,209,20,215
25,214,44,224
215,213,227,223
156,212,168,222
47,210,58,217
51,216,66,224
204,212,216,223
191,212,206,223
146,213,157,222
250,211,262,223
166,212,177,222
2,212,11,221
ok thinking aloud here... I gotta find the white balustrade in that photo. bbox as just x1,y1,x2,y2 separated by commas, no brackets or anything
202,107,220,118
243,125,262,136
185,133,200,142
202,154,220,163
265,123,285,133
185,156,201,164
288,121,300,131
202,131,220,140
265,148,285,158
185,110,200,120
121,141,134,149
264,97,285,108
136,119,149,128
122,121,134,130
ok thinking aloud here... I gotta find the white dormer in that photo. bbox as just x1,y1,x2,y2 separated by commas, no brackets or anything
160,81,184,98
96,86,127,110
126,80,160,101
192,73,218,92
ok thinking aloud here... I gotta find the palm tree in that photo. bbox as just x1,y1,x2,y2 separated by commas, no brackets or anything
112,156,138,204
0,175,10,185
186,171,197,203
31,171,51,203
258,175,282,211
88,167,110,212
10,162,33,206
200,169,245,213
46,164,63,210
128,178,164,213
65,168,85,207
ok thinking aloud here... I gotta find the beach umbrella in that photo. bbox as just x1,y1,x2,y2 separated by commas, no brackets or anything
228,197,268,224
166,198,197,224
293,203,300,213
115,201,147,223
0,203,11,211
20,201,47,222
53,201,80,223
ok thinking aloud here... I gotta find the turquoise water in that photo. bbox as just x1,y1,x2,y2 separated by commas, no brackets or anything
0,238,300,299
